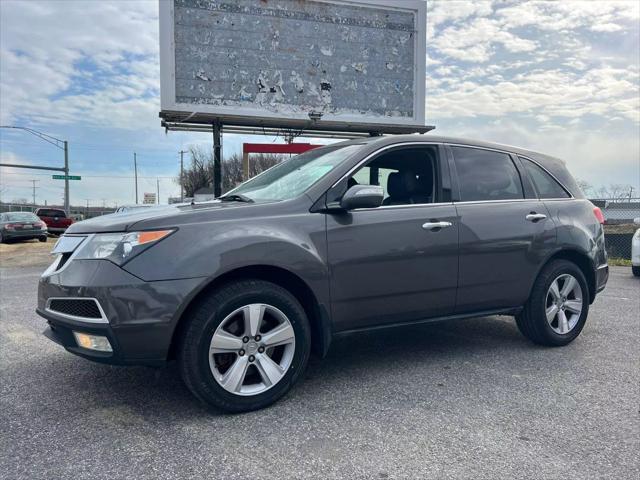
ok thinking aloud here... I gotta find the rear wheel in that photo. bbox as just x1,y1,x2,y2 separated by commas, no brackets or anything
633,266,640,277
39,236,47,243
178,279,311,412
516,260,589,346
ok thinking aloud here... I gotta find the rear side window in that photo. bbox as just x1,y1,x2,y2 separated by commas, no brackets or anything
37,209,66,217
520,157,570,199
451,146,524,202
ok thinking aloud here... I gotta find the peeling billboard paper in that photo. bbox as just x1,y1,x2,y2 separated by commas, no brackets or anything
160,0,427,133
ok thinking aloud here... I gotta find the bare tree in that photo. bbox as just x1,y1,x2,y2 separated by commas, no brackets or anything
576,179,595,198
595,183,634,201
177,149,284,196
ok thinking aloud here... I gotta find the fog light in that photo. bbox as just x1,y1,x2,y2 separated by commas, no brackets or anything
73,332,112,352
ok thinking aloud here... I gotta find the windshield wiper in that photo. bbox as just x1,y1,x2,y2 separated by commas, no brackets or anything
218,193,254,203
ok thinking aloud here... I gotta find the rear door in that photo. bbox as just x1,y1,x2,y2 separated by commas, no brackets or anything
325,143,459,332
448,144,556,313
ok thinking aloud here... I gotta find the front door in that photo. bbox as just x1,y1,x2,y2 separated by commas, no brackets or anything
325,144,459,332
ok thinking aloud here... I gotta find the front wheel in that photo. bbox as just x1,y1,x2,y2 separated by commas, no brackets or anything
516,260,589,346
632,266,640,277
178,279,311,413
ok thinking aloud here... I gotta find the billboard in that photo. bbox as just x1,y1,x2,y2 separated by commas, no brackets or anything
143,192,157,204
159,0,428,134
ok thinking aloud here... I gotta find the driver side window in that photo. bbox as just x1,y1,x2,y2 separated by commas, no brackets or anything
346,146,438,206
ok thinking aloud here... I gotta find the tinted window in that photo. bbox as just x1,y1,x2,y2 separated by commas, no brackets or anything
347,146,438,206
451,147,523,202
520,157,570,199
37,209,66,217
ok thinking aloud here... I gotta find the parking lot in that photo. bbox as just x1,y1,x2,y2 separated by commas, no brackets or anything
1,253,638,479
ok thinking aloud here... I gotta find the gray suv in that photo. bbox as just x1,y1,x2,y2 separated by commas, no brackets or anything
37,135,609,412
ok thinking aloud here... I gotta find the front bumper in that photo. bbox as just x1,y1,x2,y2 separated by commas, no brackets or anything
37,258,204,366
632,235,640,266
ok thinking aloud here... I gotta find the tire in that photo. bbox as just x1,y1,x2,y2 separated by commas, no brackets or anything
516,260,589,346
632,266,640,277
39,236,47,243
178,279,311,413
0,232,3,243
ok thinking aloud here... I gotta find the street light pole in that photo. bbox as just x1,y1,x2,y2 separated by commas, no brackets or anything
0,125,70,213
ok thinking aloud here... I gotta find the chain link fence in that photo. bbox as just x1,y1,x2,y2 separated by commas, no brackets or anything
593,198,639,261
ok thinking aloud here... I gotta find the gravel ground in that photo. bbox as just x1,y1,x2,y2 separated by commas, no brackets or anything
0,265,638,479
0,237,56,268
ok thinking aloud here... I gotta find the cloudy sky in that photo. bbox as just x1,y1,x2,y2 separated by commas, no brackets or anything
0,0,638,206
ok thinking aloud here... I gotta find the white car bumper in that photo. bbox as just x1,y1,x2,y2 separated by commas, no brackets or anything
632,229,640,266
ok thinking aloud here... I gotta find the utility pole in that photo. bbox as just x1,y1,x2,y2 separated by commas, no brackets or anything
133,152,138,204
64,140,69,214
179,150,187,202
30,179,40,206
156,178,160,205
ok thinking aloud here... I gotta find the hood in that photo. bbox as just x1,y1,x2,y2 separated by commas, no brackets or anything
65,201,257,234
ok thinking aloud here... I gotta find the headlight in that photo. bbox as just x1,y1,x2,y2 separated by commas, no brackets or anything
75,230,174,265
634,229,640,240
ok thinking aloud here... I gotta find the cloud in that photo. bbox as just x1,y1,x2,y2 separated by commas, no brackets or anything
0,0,638,202
0,0,159,127
427,1,494,40
496,1,639,32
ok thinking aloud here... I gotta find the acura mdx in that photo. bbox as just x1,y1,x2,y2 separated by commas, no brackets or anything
37,135,609,412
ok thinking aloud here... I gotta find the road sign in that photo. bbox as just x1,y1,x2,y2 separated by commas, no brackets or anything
143,192,157,205
52,175,81,180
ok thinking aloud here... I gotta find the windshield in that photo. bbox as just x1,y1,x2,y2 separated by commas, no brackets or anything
37,209,66,217
4,212,39,222
227,144,362,202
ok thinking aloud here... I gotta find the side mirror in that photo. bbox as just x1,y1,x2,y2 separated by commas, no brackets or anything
340,185,384,210
634,217,640,225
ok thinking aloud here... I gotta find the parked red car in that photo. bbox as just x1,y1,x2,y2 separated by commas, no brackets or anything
35,208,73,234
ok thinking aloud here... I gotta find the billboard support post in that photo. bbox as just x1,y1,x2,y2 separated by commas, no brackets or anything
213,120,222,198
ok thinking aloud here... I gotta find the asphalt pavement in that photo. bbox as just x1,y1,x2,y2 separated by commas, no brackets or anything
1,265,638,479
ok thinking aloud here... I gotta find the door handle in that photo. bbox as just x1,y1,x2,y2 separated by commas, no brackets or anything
526,213,547,222
422,221,452,231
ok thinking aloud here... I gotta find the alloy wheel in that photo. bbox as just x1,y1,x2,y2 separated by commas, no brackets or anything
208,303,296,396
545,274,583,335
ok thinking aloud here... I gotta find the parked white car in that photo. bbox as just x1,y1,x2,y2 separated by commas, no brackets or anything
632,217,640,277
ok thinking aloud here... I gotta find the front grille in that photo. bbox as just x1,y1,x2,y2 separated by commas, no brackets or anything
48,299,102,319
